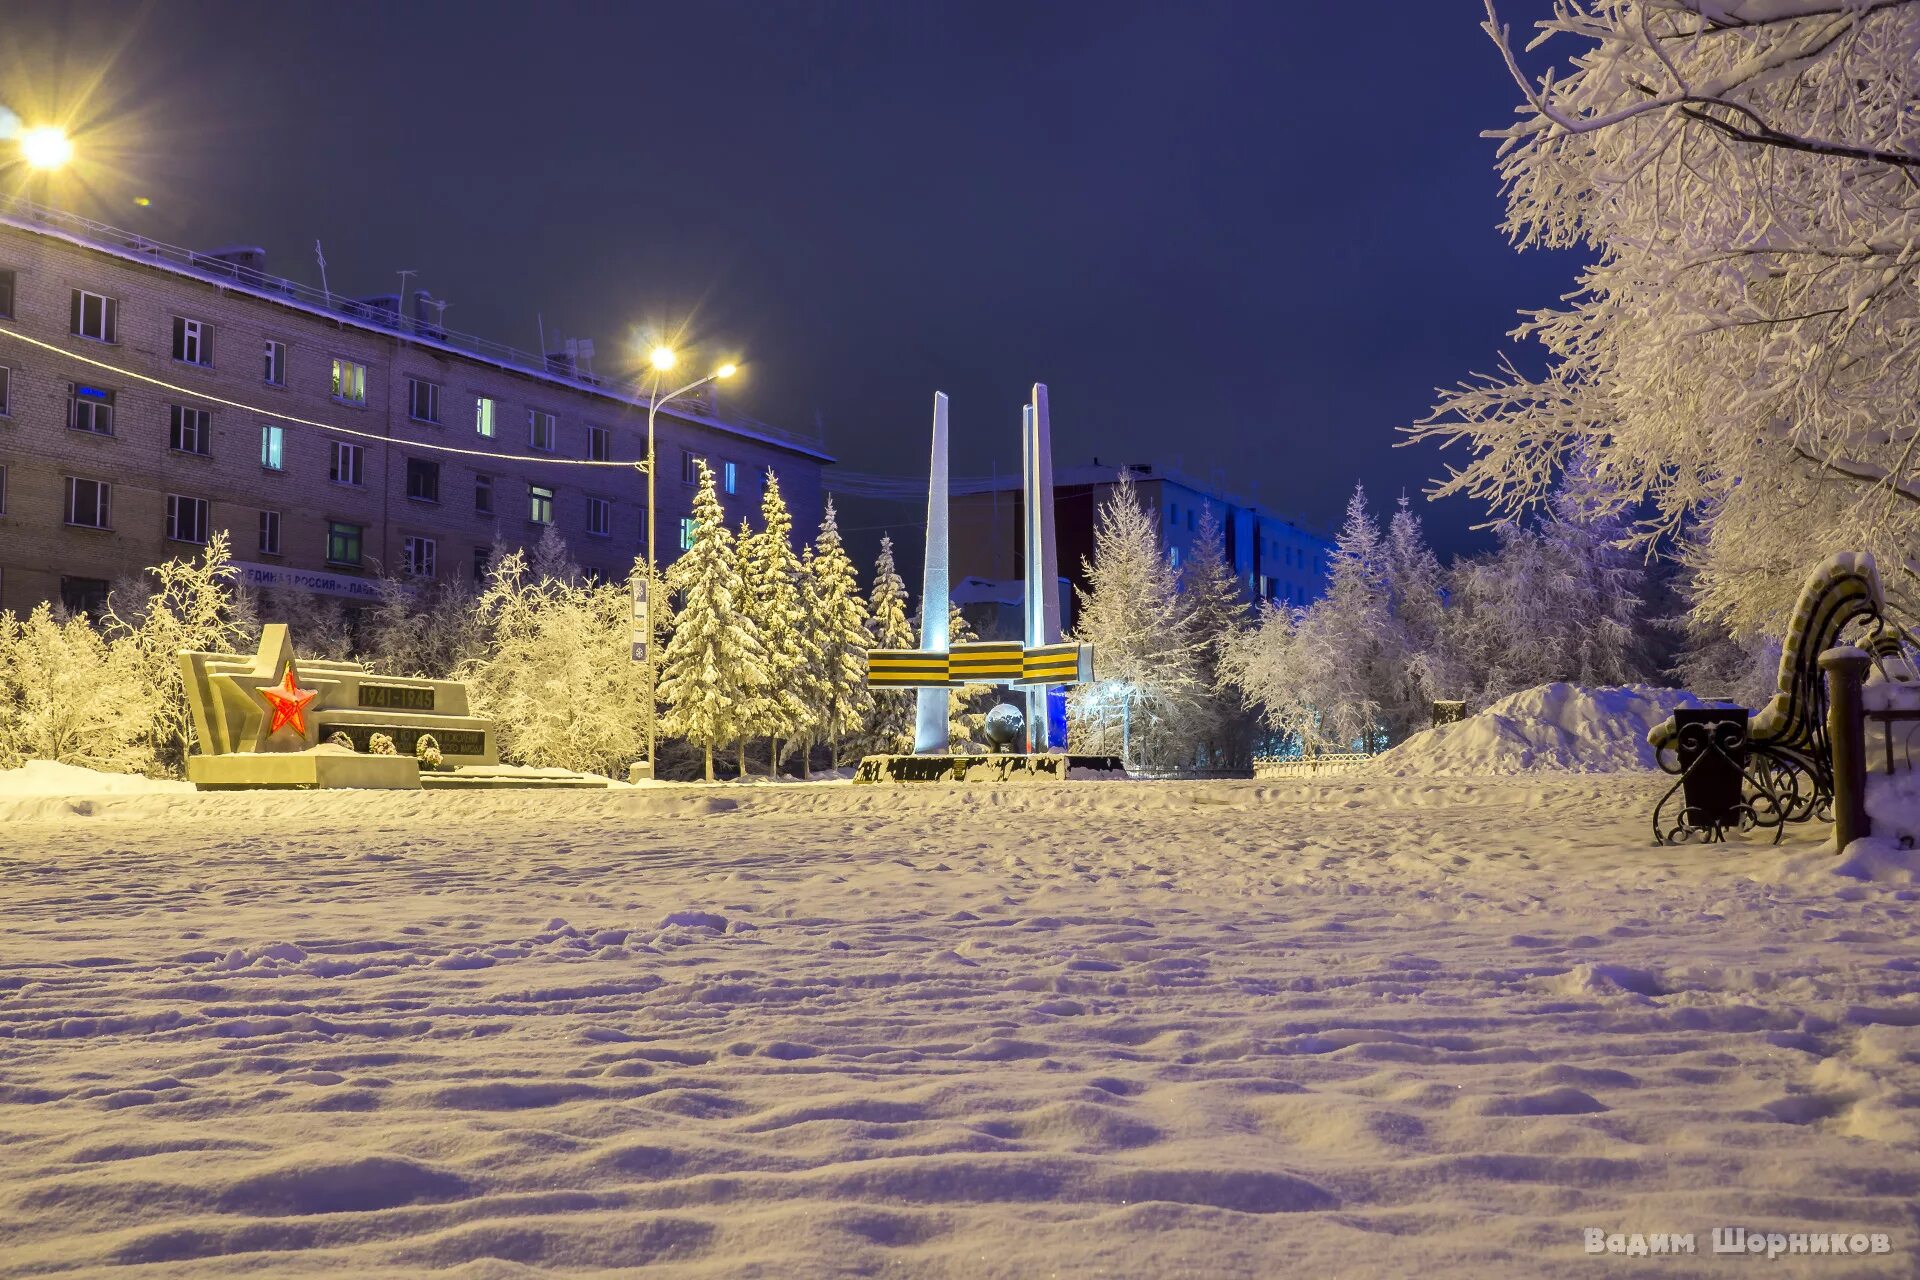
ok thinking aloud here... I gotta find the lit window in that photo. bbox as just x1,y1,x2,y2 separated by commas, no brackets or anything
405,457,440,503
474,473,494,514
165,494,210,544
586,495,610,537
679,516,697,550
587,424,611,461
260,423,284,470
258,509,282,556
329,440,364,486
65,476,111,529
1168,545,1181,568
403,536,437,578
528,484,554,525
475,396,496,437
330,357,367,406
408,377,441,423
326,520,363,566
528,409,556,452
67,383,115,435
70,289,118,343
723,461,737,495
171,316,213,366
263,339,286,386
169,405,211,456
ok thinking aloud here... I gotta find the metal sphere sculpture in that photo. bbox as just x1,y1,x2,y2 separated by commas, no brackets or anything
983,702,1026,754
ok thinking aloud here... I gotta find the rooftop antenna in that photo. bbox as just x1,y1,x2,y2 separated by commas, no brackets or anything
537,312,547,359
396,269,417,331
314,241,330,305
431,298,450,328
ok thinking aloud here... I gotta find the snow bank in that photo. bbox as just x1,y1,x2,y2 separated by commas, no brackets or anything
1369,683,1708,777
0,760,192,796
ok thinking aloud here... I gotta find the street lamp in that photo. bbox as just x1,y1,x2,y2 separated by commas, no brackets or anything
17,126,73,171
639,350,737,773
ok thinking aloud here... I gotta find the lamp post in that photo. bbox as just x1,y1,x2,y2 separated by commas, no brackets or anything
639,347,737,774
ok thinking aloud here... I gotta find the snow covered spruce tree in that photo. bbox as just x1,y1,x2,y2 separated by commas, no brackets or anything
0,604,154,773
946,601,993,753
459,538,652,778
739,472,810,776
1180,503,1252,770
863,534,917,755
1383,494,1460,720
1067,470,1200,770
795,498,871,769
1412,0,1920,641
657,460,768,781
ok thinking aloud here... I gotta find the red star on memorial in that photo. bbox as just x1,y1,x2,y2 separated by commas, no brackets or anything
259,663,318,737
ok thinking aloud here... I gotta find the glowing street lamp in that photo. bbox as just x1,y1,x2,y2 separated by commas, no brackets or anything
638,347,738,772
18,126,73,171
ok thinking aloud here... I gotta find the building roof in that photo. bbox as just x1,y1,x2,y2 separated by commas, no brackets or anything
948,460,1332,545
0,195,833,464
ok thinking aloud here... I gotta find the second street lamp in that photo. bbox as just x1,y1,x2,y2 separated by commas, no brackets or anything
639,353,737,776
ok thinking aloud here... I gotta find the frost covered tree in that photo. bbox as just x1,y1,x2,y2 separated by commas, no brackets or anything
104,532,255,771
1067,470,1200,770
0,605,154,773
740,472,810,776
459,542,652,778
657,461,767,780
946,602,994,753
1412,0,1920,640
795,498,871,767
1179,503,1251,769
863,534,917,755
1383,494,1460,718
363,576,482,679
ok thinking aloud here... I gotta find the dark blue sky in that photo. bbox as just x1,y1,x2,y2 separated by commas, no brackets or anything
7,1,1573,559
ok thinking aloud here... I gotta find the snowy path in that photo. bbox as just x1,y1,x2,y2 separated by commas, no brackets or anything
0,778,1915,1277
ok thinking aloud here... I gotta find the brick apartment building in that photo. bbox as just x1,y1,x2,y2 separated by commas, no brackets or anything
945,462,1332,638
0,199,831,620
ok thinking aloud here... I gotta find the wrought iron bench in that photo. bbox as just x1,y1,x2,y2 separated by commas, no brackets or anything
1650,552,1890,843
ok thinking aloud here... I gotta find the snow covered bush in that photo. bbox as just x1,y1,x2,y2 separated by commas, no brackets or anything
459,536,652,778
362,574,483,679
0,604,154,774
1412,0,1920,642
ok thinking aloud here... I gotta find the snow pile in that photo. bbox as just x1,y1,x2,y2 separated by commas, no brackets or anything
0,760,191,796
1369,683,1708,777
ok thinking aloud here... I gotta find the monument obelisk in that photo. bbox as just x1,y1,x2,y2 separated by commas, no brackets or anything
1022,383,1062,751
914,391,952,753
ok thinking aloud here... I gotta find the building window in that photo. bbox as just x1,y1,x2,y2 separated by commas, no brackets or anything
60,577,110,617
0,364,9,416
1168,545,1181,568
1187,509,1195,531
587,424,611,461
403,536,437,578
171,316,213,366
169,405,211,456
258,509,282,556
70,289,118,343
326,520,363,567
473,472,495,515
475,396,496,437
405,456,441,503
67,383,115,435
65,477,111,529
472,545,492,582
1168,502,1177,525
679,516,697,550
0,268,13,318
723,461,737,495
263,339,286,386
260,423,284,470
0,463,7,513
528,484,554,525
165,494,210,544
329,440,364,486
331,357,366,406
407,377,441,423
528,409,556,452
681,450,701,485
586,495,610,537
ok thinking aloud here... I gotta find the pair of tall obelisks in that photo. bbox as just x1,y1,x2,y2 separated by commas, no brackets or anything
914,384,1064,754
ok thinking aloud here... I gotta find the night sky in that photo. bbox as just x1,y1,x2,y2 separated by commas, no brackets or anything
5,1,1575,564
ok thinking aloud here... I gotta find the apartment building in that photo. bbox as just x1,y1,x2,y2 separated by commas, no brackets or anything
0,199,830,619
948,461,1331,633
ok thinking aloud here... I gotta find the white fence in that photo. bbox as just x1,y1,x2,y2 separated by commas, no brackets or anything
1252,752,1374,779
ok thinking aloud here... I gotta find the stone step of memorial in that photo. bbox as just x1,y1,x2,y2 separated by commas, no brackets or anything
420,766,611,790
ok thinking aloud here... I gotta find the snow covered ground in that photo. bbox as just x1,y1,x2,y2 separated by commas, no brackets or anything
1,774,1916,1277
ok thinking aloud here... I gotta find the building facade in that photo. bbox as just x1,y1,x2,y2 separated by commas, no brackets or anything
0,200,830,620
947,462,1331,633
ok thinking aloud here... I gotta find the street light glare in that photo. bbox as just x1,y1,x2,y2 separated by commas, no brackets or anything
19,126,73,171
716,363,737,379
649,346,677,372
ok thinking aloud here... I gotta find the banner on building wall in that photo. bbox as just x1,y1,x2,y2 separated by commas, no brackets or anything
231,560,382,603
